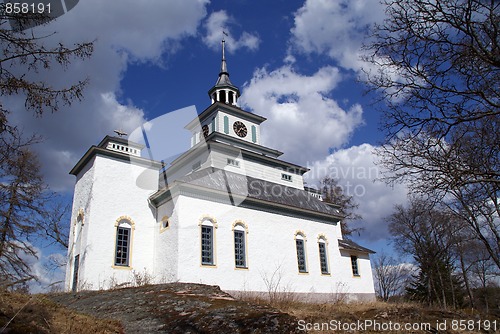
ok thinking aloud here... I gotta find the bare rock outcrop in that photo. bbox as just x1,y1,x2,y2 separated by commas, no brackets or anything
48,283,301,334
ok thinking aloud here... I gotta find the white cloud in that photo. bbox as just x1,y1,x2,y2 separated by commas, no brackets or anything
203,10,260,52
6,0,209,192
291,0,385,72
240,65,364,163
305,144,408,241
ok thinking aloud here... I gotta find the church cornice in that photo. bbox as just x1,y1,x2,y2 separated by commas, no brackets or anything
69,145,162,176
97,135,145,150
185,102,266,130
208,139,309,174
208,132,283,158
161,135,309,179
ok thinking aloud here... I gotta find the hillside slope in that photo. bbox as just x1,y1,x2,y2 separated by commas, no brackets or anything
48,283,300,334
0,289,122,333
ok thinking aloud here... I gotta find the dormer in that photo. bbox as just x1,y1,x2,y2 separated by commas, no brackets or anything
208,39,240,106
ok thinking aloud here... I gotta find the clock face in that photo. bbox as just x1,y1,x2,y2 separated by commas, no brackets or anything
202,124,209,138
233,121,247,138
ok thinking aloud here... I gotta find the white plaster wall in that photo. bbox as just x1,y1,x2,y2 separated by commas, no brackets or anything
65,159,95,291
172,195,375,296
165,150,210,183
154,199,179,283
69,155,159,290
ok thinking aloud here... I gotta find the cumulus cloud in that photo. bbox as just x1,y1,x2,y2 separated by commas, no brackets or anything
203,10,260,53
240,65,364,164
6,0,209,192
305,144,408,241
291,0,385,72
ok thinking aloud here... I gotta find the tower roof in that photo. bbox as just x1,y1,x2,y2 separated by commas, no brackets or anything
208,38,240,102
215,39,233,87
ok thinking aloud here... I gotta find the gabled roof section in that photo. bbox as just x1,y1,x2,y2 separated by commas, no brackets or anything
338,239,376,254
151,168,342,223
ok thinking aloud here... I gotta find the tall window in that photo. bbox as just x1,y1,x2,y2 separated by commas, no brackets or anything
115,220,132,266
295,233,307,273
233,234,245,269
72,254,80,292
351,255,359,276
318,240,329,274
201,225,214,265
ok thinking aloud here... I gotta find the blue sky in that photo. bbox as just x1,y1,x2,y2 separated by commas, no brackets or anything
6,0,411,288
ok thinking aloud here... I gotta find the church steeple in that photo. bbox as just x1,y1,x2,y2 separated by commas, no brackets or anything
208,38,241,106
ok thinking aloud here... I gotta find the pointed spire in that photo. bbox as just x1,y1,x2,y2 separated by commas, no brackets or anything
221,38,226,72
216,38,232,86
208,37,241,105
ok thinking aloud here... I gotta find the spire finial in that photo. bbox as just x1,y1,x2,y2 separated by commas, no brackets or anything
221,31,228,73
222,38,226,61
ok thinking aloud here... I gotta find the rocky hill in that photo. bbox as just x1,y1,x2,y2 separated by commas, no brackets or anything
3,283,499,333
47,283,300,333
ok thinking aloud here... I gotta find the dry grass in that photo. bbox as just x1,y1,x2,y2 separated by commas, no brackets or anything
0,290,123,333
236,294,500,333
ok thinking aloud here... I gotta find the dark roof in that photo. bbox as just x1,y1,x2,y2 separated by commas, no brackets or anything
153,168,342,222
338,239,375,254
209,39,240,95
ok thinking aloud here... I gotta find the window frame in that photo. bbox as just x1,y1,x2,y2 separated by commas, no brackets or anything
295,231,308,274
113,217,135,269
351,255,360,276
227,158,240,168
234,230,246,268
232,221,248,269
114,225,131,266
199,217,217,267
160,215,170,233
201,225,214,265
71,254,80,292
318,239,330,275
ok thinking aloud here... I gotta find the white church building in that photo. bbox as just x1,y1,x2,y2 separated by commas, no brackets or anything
65,40,376,301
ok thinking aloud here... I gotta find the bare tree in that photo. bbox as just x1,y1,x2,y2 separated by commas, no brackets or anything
0,132,46,286
373,252,411,302
363,0,500,270
0,11,93,124
0,11,92,287
388,197,466,308
319,177,363,237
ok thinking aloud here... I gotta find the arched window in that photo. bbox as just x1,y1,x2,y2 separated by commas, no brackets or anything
317,235,330,275
74,209,84,244
294,231,308,273
199,217,217,266
232,221,248,269
114,217,134,267
160,216,170,232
